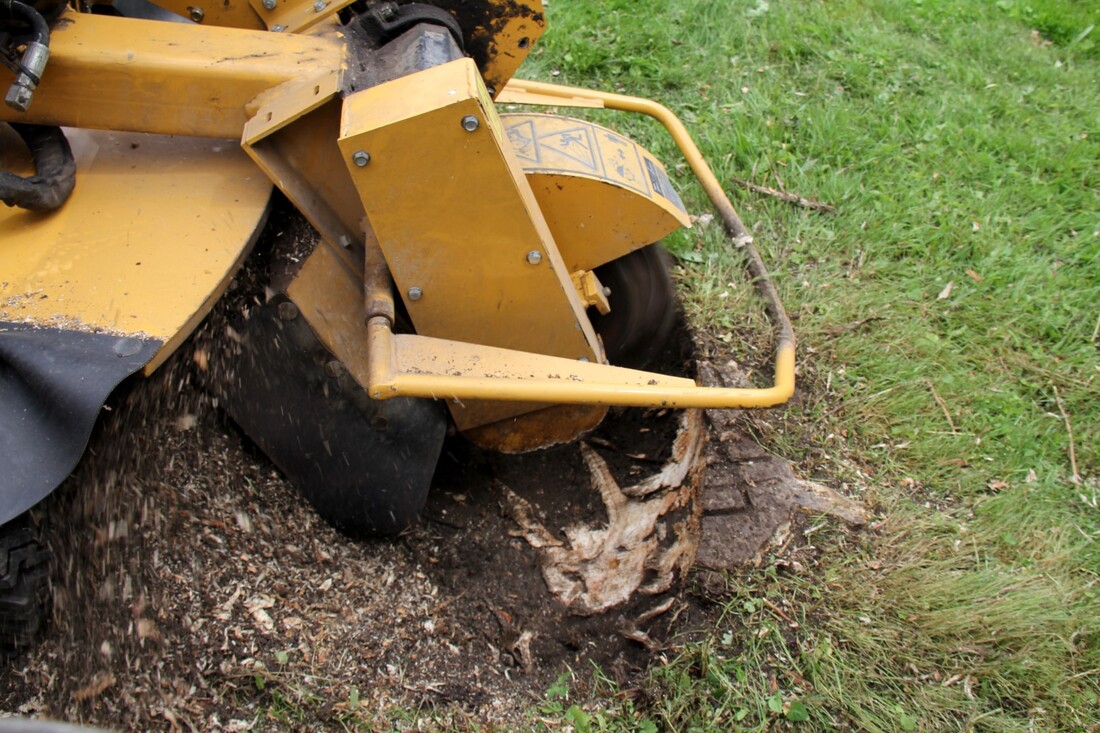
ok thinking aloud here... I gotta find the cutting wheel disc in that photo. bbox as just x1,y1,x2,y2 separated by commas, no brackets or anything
590,244,676,371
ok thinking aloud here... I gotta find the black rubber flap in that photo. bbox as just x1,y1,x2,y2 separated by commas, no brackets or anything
215,300,447,537
0,324,161,524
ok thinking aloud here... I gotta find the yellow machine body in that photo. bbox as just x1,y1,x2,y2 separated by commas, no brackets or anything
0,127,272,373
0,0,794,533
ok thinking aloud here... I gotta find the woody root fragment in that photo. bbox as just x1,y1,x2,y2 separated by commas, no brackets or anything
504,410,707,617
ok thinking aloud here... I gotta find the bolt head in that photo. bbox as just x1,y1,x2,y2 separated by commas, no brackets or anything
461,115,480,132
525,250,543,266
407,287,423,302
4,84,32,113
262,0,276,9
271,24,285,32
276,301,299,321
313,0,327,12
352,150,371,167
188,6,205,22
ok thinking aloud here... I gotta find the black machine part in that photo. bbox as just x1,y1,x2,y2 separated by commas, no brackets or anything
0,513,50,653
590,244,677,371
0,324,161,527
212,293,448,537
0,123,76,211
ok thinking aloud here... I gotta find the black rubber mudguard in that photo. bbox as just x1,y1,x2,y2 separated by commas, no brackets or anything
213,298,447,537
0,323,161,525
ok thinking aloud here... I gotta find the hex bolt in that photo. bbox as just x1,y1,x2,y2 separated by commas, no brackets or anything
262,0,276,8
277,301,299,321
461,115,480,132
407,287,423,301
188,6,205,22
338,235,353,249
526,250,543,266
313,0,327,12
271,24,285,32
352,150,371,167
378,3,397,20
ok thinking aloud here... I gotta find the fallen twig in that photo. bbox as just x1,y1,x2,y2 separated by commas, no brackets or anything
823,316,883,337
1051,384,1081,485
924,379,957,435
730,177,836,213
762,598,796,624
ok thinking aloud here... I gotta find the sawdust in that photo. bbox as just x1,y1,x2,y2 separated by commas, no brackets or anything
0,291,868,731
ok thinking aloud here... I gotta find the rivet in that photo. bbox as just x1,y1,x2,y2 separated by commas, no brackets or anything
352,150,371,167
277,301,299,321
407,287,423,301
461,115,480,132
526,250,543,265
262,0,275,9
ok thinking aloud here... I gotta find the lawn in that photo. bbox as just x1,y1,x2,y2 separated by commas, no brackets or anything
519,0,1099,730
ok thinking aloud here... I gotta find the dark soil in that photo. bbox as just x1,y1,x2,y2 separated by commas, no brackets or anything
0,300,717,731
0,201,850,730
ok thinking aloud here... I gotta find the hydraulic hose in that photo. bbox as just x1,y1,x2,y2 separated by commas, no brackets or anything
0,123,75,210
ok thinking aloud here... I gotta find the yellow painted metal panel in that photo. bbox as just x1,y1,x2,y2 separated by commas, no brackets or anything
154,0,267,29
338,58,604,429
0,12,345,139
248,0,356,33
0,129,272,372
503,113,691,272
288,240,607,448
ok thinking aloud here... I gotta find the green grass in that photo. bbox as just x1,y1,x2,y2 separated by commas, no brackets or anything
520,0,1100,730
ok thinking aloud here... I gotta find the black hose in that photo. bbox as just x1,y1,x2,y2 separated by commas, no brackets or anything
1,0,50,45
0,123,76,211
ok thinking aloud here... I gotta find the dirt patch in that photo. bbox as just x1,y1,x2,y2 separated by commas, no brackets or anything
0,305,716,729
0,268,865,730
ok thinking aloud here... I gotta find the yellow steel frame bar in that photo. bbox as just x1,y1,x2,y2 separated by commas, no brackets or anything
0,13,344,138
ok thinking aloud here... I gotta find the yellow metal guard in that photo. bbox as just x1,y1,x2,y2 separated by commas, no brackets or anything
362,79,797,410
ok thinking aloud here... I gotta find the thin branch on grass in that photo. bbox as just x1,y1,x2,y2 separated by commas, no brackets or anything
1051,384,1081,485
729,177,837,213
924,379,957,435
823,316,884,337
1092,312,1100,343
763,598,796,624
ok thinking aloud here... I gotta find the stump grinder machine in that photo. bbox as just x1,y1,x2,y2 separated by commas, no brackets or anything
0,0,795,648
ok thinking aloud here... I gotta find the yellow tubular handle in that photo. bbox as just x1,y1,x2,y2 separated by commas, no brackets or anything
363,80,796,410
